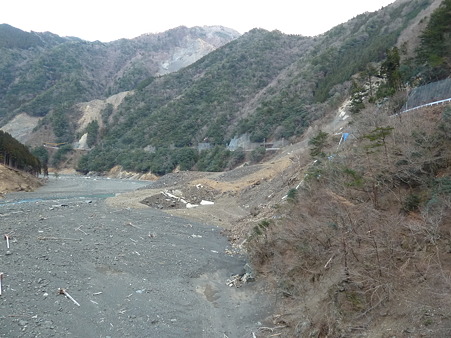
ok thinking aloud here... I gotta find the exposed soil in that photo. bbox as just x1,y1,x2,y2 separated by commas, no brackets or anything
0,165,43,196
106,154,300,246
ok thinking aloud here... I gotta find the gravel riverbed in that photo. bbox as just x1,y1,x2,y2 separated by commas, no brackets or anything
0,176,273,337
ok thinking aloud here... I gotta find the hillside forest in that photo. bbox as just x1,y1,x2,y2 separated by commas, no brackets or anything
76,0,447,175
0,130,41,175
0,0,448,177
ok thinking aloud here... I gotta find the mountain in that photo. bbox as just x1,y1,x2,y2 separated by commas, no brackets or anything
0,0,447,175
76,0,440,174
1,1,451,335
0,24,239,122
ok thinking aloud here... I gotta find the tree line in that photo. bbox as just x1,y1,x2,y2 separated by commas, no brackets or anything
0,130,41,175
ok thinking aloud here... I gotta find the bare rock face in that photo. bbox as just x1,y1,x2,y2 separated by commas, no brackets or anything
76,91,130,133
0,113,41,144
154,26,241,75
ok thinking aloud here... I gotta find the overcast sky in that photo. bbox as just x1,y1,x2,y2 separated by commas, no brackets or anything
2,0,396,42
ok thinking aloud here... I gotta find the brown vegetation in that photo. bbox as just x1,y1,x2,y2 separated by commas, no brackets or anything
246,104,451,336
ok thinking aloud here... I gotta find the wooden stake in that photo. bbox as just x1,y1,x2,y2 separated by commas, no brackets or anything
0,273,3,296
4,235,9,249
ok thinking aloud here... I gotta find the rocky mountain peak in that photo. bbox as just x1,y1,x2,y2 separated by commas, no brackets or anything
132,25,241,74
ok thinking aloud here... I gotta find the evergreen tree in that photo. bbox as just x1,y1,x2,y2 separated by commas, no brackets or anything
416,0,451,82
86,120,99,148
309,130,329,158
0,130,41,174
380,47,402,92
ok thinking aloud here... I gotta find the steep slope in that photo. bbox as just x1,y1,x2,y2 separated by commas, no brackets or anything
0,164,42,194
0,25,239,124
77,0,436,174
1,0,450,335
0,0,441,175
104,87,451,336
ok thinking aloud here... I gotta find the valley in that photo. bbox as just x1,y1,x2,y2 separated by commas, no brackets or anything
1,0,450,335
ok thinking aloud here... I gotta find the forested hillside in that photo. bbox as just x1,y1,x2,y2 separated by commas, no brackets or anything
0,25,239,122
0,0,450,335
77,29,315,174
0,0,447,177
77,0,439,174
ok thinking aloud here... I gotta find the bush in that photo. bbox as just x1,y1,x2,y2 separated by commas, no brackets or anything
402,193,421,212
227,148,246,168
197,146,231,172
287,188,298,202
250,146,266,163
174,147,198,171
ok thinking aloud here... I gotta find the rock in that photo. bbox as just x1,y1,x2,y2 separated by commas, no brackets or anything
43,320,54,329
200,200,214,205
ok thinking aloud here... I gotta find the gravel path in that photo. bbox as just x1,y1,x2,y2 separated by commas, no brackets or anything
0,176,273,337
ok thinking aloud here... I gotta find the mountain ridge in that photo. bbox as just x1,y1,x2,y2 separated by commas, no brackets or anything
0,0,446,175
0,24,240,123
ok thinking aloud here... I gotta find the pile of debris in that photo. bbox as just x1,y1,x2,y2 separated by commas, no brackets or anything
226,272,255,288
226,264,255,288
140,184,218,210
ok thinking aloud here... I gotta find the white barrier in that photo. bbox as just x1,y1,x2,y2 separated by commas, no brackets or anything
392,97,451,117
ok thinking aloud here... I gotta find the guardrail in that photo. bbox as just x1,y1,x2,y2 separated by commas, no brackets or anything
392,97,451,117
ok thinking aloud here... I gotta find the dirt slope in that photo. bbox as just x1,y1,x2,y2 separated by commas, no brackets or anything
0,165,43,196
107,102,350,243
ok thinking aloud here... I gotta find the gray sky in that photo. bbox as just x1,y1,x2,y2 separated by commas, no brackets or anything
2,0,396,42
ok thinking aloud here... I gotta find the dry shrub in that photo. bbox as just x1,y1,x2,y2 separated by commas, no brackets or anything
246,105,451,336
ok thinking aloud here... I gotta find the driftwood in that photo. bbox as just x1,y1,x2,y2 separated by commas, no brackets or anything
4,234,10,249
125,222,141,229
75,225,87,235
58,288,80,306
38,237,81,241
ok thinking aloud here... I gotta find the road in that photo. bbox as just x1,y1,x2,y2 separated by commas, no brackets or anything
0,176,273,337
